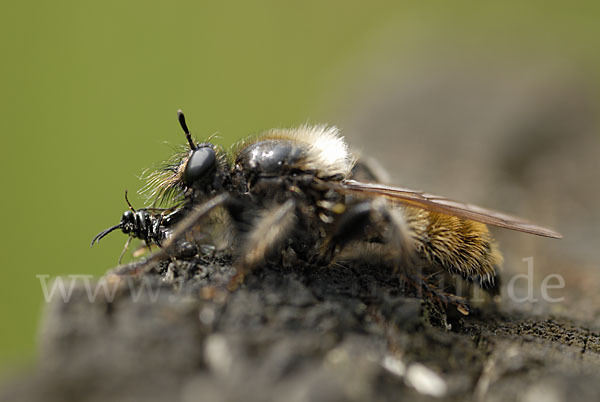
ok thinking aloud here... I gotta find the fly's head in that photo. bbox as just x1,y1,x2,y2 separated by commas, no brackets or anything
141,110,231,207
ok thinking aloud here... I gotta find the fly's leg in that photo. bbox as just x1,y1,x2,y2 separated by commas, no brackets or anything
228,199,297,290
318,198,414,270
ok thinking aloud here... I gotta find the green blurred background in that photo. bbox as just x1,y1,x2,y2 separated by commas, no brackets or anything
2,1,600,371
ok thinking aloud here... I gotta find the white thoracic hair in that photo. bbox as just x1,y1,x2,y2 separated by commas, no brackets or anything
263,124,356,178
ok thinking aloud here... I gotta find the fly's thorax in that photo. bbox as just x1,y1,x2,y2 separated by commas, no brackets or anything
236,139,306,175
234,139,308,194
233,125,355,189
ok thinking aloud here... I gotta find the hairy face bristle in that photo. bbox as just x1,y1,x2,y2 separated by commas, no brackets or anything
139,147,190,207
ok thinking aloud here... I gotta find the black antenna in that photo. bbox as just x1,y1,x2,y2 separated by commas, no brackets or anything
90,224,121,246
177,109,196,150
124,190,136,213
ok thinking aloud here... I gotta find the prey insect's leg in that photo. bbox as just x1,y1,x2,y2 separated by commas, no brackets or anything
118,236,133,265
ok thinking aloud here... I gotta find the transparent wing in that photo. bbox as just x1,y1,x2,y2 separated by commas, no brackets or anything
333,179,562,239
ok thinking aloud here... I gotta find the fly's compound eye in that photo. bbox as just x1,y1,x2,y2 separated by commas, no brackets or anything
183,146,216,186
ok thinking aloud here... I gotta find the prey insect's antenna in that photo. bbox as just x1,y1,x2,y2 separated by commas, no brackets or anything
91,191,137,247
177,109,196,150
124,190,136,213
91,224,121,246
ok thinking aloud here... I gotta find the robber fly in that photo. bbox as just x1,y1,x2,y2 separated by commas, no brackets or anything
92,110,561,301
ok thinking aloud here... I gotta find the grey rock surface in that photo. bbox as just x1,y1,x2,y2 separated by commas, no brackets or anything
2,255,600,402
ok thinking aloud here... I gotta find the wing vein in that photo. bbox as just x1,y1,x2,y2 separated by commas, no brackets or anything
333,180,562,239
